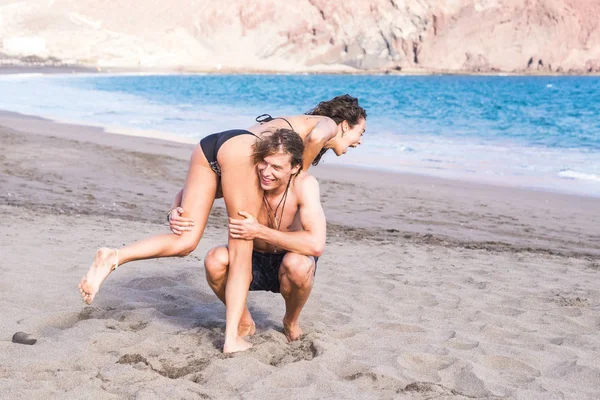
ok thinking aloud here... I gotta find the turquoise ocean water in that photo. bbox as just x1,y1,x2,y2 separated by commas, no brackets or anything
1,73,599,197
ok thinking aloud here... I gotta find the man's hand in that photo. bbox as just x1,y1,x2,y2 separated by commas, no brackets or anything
229,211,261,240
168,207,195,235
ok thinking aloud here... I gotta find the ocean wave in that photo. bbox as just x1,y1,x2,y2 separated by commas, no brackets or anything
0,73,44,80
397,145,416,152
558,170,600,182
93,111,118,115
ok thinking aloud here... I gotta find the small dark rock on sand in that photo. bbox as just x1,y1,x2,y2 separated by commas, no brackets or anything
12,331,37,345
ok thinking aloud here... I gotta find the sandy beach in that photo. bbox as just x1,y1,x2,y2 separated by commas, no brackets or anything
1,110,599,399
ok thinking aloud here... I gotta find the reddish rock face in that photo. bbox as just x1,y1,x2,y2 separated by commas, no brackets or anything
0,0,598,73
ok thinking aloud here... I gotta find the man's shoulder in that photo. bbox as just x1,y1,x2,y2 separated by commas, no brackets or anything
292,171,320,199
294,171,319,188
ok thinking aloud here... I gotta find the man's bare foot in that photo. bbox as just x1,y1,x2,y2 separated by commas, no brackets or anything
223,336,253,354
283,318,303,342
78,247,118,305
238,320,256,337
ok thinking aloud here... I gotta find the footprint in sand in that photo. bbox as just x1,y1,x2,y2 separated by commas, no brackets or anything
480,323,520,342
35,307,108,333
269,339,320,367
463,276,489,290
481,355,541,382
36,307,155,339
398,353,459,370
328,328,361,340
343,371,404,393
399,381,479,398
117,353,212,380
444,337,479,350
550,307,583,317
588,261,600,271
452,367,490,398
128,321,149,332
249,332,322,367
551,294,590,307
549,337,564,345
318,310,352,326
544,359,600,383
396,353,459,382
377,281,396,292
483,305,525,317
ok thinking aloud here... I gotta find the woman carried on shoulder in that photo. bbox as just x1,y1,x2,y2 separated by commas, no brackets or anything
78,94,367,353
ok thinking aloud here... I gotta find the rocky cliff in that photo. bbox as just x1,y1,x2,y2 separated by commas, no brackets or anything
1,0,599,73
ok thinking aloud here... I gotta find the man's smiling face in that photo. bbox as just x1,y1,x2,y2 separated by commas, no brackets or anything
256,152,299,191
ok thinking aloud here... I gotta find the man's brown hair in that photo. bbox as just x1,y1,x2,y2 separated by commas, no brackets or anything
252,128,304,170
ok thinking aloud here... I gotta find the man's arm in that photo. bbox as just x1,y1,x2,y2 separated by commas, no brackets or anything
229,176,326,257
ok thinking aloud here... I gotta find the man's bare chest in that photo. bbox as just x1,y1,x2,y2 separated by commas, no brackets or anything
258,193,300,232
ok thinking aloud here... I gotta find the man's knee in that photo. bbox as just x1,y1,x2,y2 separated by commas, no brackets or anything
204,246,229,281
280,253,314,287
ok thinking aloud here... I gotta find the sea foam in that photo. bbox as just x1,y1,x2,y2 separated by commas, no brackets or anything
558,170,600,182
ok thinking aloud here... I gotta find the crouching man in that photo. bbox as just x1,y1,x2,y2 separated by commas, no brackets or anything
171,128,326,341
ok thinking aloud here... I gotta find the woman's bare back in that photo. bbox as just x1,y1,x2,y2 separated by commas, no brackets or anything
247,115,332,142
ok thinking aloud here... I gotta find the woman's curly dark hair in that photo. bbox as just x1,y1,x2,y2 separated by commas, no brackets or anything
305,94,367,166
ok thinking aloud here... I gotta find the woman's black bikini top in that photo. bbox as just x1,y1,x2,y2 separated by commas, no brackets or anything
256,114,294,131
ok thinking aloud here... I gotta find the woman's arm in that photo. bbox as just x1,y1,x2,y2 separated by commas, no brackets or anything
301,117,337,170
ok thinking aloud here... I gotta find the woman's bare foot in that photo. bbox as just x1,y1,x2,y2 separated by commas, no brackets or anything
223,336,253,354
78,248,118,305
283,318,303,342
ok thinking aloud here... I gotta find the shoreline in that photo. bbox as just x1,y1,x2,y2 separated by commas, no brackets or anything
2,64,600,77
1,106,598,200
0,109,600,199
1,109,598,257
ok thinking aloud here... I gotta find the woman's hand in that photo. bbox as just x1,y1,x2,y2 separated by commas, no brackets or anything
168,207,195,235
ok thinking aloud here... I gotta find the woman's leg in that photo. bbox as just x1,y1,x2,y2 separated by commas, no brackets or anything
79,144,218,304
217,135,262,353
